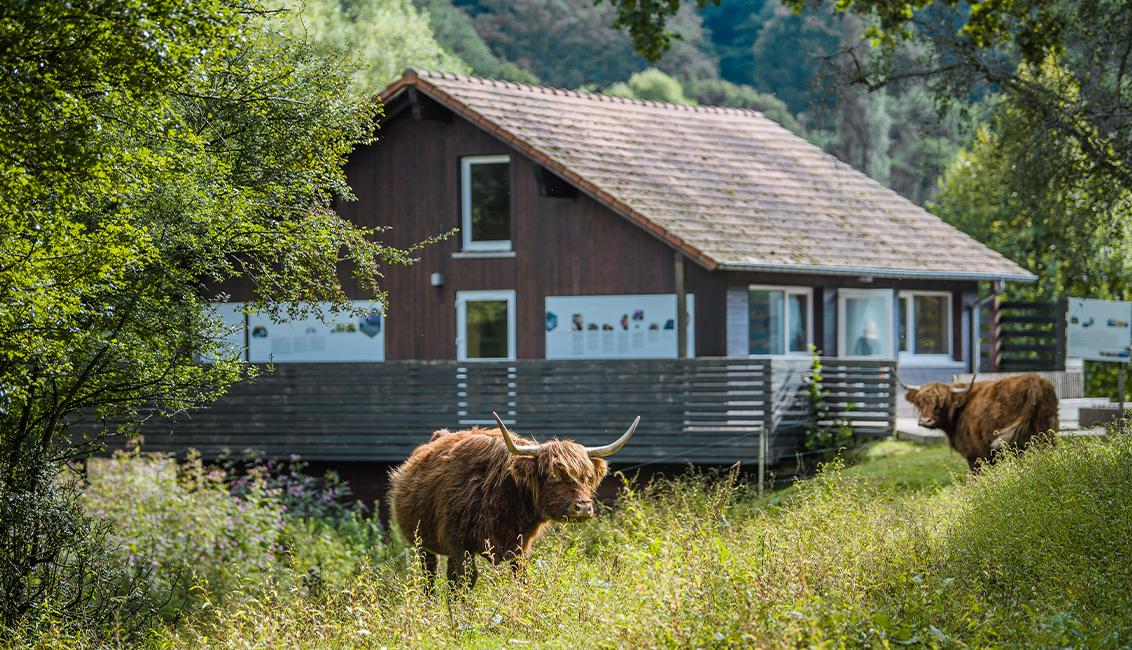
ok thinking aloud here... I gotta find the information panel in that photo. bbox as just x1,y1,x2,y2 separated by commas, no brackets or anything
247,301,385,363
1067,297,1131,362
545,294,694,359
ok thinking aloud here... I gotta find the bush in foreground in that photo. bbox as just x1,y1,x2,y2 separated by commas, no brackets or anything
154,436,1130,648
82,450,287,615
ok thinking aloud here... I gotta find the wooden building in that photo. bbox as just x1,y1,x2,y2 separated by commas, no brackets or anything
154,69,1037,475
222,69,1031,382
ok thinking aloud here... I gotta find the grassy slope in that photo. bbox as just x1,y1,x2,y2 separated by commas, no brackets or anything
160,438,1131,649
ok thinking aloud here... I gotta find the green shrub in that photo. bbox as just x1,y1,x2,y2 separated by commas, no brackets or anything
1,466,152,644
82,449,286,614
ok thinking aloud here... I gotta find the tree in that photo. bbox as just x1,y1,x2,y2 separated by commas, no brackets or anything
416,0,539,82
931,63,1132,302
609,0,1132,190
605,68,695,104
686,79,806,135
0,0,426,633
282,0,468,94
445,0,717,88
700,0,768,84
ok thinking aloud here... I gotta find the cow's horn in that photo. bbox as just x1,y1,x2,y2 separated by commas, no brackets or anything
492,411,538,456
895,375,920,391
584,416,640,458
952,373,977,394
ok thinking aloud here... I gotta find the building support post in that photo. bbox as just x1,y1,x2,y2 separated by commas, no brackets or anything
675,251,687,359
989,280,1004,372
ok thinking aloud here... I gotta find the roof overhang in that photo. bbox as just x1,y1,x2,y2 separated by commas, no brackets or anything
716,261,1037,283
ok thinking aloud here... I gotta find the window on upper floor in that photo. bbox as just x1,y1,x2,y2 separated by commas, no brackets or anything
460,155,511,251
898,291,952,359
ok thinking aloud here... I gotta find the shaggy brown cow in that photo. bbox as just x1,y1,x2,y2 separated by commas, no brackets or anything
387,412,638,589
902,373,1058,471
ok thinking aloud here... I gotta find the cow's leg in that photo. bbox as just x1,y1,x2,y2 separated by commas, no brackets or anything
446,551,478,590
417,548,439,591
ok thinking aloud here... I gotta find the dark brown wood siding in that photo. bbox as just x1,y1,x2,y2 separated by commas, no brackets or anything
223,98,728,359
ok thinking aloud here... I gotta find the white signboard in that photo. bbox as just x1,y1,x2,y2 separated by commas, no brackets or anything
247,300,385,363
1067,297,1131,362
545,294,694,359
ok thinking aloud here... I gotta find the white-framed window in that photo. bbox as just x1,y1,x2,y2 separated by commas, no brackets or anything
456,290,516,361
898,291,952,360
748,285,812,355
460,155,511,251
838,288,895,359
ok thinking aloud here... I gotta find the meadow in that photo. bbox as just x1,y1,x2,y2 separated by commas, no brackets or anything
27,435,1132,648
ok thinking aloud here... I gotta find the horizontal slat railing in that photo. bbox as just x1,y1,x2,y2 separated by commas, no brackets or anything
94,358,895,466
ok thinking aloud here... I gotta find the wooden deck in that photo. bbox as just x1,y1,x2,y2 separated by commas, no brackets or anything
100,358,896,466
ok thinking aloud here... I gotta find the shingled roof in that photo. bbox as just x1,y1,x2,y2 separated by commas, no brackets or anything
381,69,1034,281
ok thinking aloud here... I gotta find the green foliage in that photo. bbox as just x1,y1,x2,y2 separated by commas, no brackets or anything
748,0,844,113
433,0,717,89
83,450,286,614
158,437,1132,647
700,0,769,82
803,345,854,455
931,63,1132,303
281,0,468,95
686,78,805,134
787,0,1132,195
417,0,538,82
1,466,152,642
602,0,720,63
0,0,431,633
604,68,694,104
282,512,389,590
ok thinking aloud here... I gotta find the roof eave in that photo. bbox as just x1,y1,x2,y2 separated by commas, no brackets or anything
716,262,1037,283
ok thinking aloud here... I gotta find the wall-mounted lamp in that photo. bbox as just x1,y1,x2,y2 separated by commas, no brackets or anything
430,272,445,287
858,275,874,284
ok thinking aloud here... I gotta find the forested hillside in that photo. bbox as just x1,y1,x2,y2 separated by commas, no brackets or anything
412,0,969,205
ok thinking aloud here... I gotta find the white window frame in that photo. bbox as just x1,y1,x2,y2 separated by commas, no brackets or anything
898,290,953,363
837,288,895,359
460,155,512,252
747,285,813,357
456,290,516,361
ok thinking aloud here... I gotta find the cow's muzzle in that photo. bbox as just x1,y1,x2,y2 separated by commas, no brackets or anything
565,500,595,521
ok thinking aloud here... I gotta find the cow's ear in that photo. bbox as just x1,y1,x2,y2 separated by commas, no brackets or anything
590,457,608,480
509,456,538,488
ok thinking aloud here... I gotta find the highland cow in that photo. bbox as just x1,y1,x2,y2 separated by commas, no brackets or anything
388,412,638,589
902,373,1058,471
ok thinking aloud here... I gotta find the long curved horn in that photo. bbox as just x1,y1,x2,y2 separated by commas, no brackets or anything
895,375,920,391
492,411,538,456
584,416,640,458
952,373,977,394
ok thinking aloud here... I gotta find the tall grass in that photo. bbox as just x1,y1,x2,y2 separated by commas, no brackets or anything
152,436,1131,649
